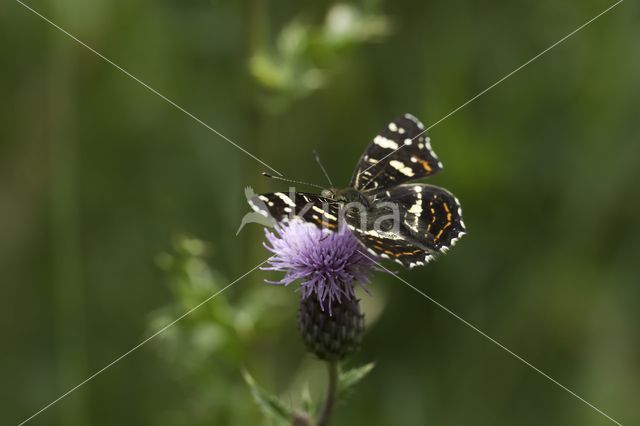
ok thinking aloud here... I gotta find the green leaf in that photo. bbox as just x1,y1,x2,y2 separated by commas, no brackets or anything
301,382,315,416
243,370,293,423
338,362,375,400
250,53,288,91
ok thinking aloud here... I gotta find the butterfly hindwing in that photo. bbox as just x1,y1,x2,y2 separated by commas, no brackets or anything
352,230,434,268
388,184,466,253
350,114,443,192
345,184,465,268
248,192,340,231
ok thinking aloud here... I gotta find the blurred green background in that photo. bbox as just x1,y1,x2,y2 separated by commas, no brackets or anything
1,0,639,425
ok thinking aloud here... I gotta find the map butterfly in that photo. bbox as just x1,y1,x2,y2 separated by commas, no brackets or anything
248,114,466,268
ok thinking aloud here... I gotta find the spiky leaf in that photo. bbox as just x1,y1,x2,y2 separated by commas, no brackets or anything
243,370,292,423
338,362,375,399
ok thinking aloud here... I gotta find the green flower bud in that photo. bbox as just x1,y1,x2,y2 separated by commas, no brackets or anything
297,296,364,361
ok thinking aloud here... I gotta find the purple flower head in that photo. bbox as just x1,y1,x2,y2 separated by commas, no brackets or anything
262,220,374,313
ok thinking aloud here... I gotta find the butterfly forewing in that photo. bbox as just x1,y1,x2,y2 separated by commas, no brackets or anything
350,114,442,192
249,192,340,230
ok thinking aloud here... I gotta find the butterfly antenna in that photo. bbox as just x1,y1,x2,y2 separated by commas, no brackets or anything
261,172,325,190
312,149,333,187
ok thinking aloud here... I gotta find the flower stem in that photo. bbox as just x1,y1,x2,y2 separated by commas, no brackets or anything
317,361,339,426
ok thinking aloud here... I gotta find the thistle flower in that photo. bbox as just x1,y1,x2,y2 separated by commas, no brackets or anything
262,220,374,313
259,219,374,425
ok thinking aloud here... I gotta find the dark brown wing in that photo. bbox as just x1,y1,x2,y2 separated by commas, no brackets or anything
350,114,443,192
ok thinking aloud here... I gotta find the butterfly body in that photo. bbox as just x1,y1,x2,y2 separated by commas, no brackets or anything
249,114,466,268
321,187,371,206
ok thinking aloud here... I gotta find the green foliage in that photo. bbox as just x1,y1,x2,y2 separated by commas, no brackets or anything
243,370,293,425
243,362,375,425
337,363,376,401
151,236,287,365
148,236,290,425
250,3,390,112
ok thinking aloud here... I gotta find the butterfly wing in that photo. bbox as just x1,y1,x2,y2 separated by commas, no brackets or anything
355,231,435,268
348,183,466,268
248,192,340,230
350,114,443,192
249,186,464,268
391,183,465,252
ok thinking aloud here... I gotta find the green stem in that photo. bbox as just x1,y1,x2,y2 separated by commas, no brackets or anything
49,4,88,426
317,361,339,426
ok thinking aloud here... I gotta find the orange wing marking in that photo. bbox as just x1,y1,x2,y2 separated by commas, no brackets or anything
416,157,432,172
434,203,453,241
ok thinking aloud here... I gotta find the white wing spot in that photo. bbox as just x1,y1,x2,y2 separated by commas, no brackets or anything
389,160,414,177
312,205,337,220
364,229,384,238
408,203,422,215
409,260,425,268
275,192,296,207
374,136,399,150
388,122,398,132
404,113,425,130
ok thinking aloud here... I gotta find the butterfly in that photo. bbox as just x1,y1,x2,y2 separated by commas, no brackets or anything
248,114,466,268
